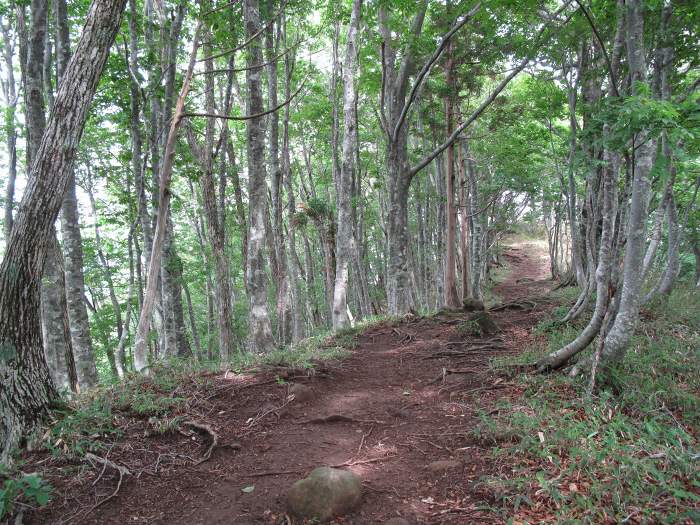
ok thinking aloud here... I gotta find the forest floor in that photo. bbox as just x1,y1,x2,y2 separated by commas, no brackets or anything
29,239,566,525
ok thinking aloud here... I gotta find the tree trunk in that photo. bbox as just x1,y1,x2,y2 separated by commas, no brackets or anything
133,23,201,371
539,149,619,370
282,18,304,341
332,0,361,331
198,29,235,360
244,0,275,353
1,15,19,240
0,0,128,462
600,0,654,363
443,41,460,308
56,0,98,388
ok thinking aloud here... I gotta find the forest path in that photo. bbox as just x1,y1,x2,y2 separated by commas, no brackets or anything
43,239,556,525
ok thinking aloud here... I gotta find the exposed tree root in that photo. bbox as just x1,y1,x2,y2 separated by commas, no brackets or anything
490,299,537,312
80,453,131,520
296,414,385,425
182,420,219,465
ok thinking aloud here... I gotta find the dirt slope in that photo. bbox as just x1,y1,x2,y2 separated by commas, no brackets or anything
31,240,557,525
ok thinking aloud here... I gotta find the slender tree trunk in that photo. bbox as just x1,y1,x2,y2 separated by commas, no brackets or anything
539,149,619,370
443,41,460,308
265,13,291,343
466,144,483,301
56,0,98,388
133,23,201,371
332,0,361,331
458,139,471,300
601,0,654,363
1,16,19,241
197,29,235,360
244,0,275,353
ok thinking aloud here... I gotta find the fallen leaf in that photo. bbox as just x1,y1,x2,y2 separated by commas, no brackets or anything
242,485,255,493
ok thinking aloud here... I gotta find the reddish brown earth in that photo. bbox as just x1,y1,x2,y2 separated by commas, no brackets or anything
27,241,558,525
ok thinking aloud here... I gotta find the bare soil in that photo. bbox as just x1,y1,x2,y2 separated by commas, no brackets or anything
27,240,558,525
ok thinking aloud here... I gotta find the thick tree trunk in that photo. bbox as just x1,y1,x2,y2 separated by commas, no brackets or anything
244,0,275,353
332,0,361,331
379,4,426,315
0,0,127,462
40,235,78,391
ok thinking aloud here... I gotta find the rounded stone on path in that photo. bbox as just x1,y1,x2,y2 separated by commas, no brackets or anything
288,383,314,403
287,467,362,523
427,459,463,473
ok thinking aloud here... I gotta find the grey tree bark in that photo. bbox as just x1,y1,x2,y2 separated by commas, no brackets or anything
187,26,235,361
244,0,275,353
1,15,19,241
56,0,98,389
0,0,128,462
600,0,655,363
133,23,201,371
332,0,361,331
282,18,305,342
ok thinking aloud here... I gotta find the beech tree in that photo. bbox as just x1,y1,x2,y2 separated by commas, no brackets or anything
0,0,127,461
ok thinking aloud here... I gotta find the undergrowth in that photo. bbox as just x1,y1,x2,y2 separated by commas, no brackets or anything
0,467,52,521
481,284,700,524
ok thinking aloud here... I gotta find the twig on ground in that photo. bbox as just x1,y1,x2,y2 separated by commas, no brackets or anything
243,469,303,478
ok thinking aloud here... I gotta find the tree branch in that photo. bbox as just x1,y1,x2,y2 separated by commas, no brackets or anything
408,0,575,180
184,79,305,121
392,2,482,143
198,0,289,62
572,0,619,97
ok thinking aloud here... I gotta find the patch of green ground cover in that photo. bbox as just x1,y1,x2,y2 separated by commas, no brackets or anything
480,285,700,524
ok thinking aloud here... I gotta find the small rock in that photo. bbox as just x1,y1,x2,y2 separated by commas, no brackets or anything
287,467,362,523
288,383,314,403
386,518,411,525
468,311,499,337
427,459,463,473
462,298,485,312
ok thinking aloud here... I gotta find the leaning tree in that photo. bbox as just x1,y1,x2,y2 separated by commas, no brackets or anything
0,0,128,462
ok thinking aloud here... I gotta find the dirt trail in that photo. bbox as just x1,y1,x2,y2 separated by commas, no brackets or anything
34,240,556,525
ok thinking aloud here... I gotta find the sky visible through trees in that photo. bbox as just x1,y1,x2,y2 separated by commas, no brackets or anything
0,0,698,520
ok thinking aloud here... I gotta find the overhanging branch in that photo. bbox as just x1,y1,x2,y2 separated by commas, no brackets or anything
184,79,305,121
392,2,482,144
408,0,575,180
